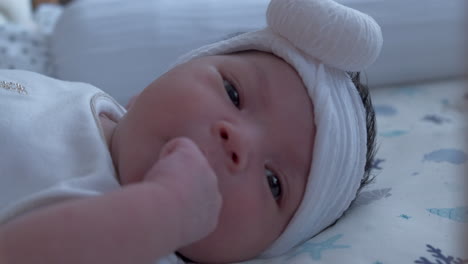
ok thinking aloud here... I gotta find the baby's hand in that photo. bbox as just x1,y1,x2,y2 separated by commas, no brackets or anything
143,137,222,246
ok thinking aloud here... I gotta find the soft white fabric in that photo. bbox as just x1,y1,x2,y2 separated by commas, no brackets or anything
0,0,35,29
0,4,63,75
267,0,382,71
0,69,124,224
0,23,50,74
0,70,181,264
172,0,382,257
34,4,63,34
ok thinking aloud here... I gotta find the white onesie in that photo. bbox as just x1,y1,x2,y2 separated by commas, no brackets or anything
0,70,183,264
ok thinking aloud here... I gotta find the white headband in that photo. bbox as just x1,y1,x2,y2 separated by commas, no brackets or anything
172,0,382,257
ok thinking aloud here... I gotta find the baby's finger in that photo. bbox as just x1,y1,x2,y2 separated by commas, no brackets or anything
159,137,203,160
158,138,179,159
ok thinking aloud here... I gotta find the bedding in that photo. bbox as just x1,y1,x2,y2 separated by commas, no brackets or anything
0,23,49,74
0,4,62,75
236,79,468,264
49,0,465,105
50,0,269,104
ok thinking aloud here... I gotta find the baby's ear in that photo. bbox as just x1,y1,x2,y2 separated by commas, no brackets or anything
125,93,140,110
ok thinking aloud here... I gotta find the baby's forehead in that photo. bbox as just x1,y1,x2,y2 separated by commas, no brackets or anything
231,51,306,86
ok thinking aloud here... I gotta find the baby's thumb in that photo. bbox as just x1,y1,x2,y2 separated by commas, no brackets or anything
158,137,197,160
158,139,179,160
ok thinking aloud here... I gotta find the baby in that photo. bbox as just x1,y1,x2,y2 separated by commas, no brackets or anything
0,0,382,263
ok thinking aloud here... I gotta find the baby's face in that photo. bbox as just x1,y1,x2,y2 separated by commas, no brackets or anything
114,51,314,262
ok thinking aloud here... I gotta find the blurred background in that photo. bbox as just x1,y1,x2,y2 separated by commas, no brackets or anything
0,0,465,104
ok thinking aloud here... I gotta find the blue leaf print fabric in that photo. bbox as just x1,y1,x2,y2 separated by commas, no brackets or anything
427,207,468,223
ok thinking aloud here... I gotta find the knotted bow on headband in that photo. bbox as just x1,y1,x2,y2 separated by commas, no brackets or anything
172,0,383,257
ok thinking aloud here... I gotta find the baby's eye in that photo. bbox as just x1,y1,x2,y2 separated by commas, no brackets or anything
223,80,240,108
266,168,282,201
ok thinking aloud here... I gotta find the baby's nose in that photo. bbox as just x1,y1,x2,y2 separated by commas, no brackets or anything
214,121,249,172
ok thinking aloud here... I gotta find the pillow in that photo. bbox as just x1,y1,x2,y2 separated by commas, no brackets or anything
350,0,465,89
50,0,465,105
50,0,269,104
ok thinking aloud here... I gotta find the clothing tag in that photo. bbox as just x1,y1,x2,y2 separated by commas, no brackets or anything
0,81,27,95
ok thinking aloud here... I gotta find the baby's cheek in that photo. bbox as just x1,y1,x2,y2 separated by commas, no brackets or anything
221,186,269,227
